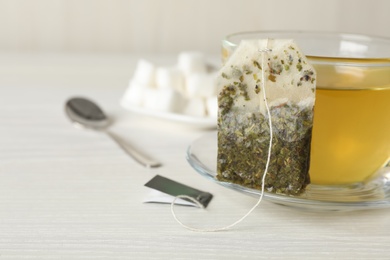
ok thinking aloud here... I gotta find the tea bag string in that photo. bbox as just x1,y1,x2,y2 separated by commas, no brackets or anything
171,44,274,232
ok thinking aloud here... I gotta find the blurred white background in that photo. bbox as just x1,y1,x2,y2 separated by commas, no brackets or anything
0,0,389,55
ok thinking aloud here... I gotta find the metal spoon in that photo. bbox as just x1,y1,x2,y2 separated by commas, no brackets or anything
65,97,162,168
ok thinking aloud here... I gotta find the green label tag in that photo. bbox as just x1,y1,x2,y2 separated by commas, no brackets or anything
144,175,213,208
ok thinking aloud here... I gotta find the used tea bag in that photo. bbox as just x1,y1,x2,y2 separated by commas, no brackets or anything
217,39,316,195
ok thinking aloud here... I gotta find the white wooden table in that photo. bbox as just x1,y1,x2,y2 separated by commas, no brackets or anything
0,53,389,259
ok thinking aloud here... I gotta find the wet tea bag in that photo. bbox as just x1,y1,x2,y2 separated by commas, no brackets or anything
169,39,316,233
217,39,316,195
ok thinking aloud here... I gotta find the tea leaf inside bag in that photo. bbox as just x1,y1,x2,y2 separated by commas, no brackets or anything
217,39,316,195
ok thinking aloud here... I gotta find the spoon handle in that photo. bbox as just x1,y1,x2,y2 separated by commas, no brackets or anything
105,130,162,168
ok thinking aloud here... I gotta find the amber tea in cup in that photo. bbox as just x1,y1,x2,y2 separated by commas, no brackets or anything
222,31,390,185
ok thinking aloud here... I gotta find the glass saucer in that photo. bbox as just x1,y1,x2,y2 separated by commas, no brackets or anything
186,132,390,211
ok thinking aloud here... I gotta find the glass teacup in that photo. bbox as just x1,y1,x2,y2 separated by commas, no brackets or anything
222,31,390,185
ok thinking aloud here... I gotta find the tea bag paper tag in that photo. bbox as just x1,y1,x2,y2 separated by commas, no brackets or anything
144,175,213,208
